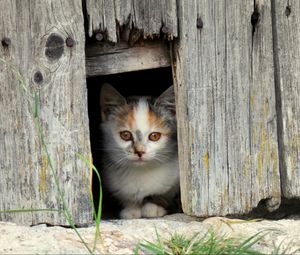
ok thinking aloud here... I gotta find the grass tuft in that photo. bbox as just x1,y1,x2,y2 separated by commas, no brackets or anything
135,230,267,255
272,239,300,255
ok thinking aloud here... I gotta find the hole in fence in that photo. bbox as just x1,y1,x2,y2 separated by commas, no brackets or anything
87,66,179,219
249,197,300,220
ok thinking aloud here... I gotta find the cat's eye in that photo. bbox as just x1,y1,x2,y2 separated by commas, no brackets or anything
148,132,161,142
120,131,133,141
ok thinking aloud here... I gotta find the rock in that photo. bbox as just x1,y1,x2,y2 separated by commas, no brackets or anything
0,214,300,254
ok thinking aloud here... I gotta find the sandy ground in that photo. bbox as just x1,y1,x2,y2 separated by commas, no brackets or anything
1,214,300,254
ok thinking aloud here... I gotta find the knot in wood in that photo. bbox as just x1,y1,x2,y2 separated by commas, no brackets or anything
45,34,64,61
1,37,11,47
33,71,43,85
196,17,203,29
66,37,75,47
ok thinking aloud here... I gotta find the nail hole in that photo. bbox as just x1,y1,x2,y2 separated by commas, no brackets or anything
162,26,169,34
1,37,11,47
66,37,75,47
95,32,103,41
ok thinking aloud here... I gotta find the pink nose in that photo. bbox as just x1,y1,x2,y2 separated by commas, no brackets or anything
135,151,145,158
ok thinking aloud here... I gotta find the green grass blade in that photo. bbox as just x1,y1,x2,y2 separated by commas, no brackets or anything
0,57,32,97
34,92,40,118
155,226,165,250
237,231,267,250
76,153,103,251
139,241,168,255
134,243,141,255
0,208,57,214
184,232,201,254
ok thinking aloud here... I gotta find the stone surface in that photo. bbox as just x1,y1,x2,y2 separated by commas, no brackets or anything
1,214,300,254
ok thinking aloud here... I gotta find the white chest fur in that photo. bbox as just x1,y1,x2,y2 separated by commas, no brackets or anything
105,158,179,204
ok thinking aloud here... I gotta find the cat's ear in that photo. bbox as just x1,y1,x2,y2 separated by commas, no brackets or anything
154,85,176,115
100,83,126,121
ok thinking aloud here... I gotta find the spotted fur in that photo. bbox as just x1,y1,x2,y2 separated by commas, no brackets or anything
100,83,179,219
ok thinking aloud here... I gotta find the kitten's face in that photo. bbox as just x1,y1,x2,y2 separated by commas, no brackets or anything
100,84,177,167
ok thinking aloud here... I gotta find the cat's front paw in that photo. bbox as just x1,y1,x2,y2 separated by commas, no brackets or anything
141,202,167,218
120,206,142,219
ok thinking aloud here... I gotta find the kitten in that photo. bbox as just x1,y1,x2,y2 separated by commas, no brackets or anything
100,83,179,219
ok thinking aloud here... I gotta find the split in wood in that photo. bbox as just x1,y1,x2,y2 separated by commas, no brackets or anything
251,8,260,30
197,17,203,29
285,5,291,17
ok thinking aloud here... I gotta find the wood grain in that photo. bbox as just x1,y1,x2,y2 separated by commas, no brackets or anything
272,0,300,198
0,0,92,225
85,0,178,42
173,0,281,216
86,41,170,77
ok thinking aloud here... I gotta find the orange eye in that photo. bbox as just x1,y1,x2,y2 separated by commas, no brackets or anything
148,132,161,142
120,131,133,141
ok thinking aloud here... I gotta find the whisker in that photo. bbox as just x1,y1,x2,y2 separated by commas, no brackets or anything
94,148,125,152
103,156,128,170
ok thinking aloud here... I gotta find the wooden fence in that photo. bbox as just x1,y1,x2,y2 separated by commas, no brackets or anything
0,0,299,225
174,0,300,216
0,0,91,225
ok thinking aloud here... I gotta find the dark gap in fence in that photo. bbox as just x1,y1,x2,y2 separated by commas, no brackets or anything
81,0,89,39
270,0,286,196
247,197,300,220
86,67,173,219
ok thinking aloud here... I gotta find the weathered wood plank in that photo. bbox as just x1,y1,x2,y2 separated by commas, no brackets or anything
85,0,178,42
86,41,170,77
273,0,300,198
173,0,281,216
0,0,92,225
